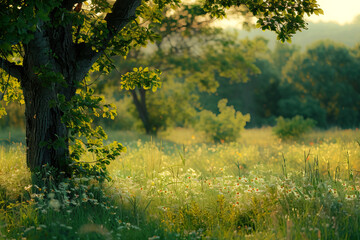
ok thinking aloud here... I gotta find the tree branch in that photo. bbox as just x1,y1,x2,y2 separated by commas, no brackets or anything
75,0,141,81
0,57,24,80
105,0,141,34
61,0,85,10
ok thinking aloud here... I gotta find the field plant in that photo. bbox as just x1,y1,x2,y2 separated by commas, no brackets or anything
195,99,250,143
273,115,316,140
0,128,359,239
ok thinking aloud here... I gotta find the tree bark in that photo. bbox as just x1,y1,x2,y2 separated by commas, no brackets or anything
130,88,153,134
22,83,71,174
20,20,77,176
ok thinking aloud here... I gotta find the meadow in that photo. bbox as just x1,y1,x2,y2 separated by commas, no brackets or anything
0,127,359,239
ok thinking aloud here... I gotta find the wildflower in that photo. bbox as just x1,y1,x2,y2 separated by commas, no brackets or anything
158,206,167,211
49,199,61,211
345,194,356,200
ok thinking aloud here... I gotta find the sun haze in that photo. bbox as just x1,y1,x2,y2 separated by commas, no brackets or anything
307,0,360,24
212,0,360,29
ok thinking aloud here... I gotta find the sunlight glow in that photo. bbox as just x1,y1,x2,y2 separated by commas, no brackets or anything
307,0,360,25
213,0,360,29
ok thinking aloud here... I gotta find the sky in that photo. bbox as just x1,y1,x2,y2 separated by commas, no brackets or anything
213,0,360,28
307,0,360,24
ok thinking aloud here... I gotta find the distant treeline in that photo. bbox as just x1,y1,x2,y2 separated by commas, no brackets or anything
1,39,359,131
199,40,360,128
97,37,360,132
236,15,360,49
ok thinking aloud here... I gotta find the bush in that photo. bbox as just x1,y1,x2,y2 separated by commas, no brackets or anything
273,115,316,140
196,99,250,143
277,96,327,127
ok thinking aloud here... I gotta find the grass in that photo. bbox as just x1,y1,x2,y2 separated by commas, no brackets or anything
0,127,359,239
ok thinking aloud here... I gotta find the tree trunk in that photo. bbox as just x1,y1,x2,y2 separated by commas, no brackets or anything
20,21,77,177
23,84,71,175
130,88,154,134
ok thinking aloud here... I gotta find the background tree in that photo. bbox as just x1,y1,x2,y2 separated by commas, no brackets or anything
197,37,285,127
0,0,322,177
96,2,218,134
281,41,360,128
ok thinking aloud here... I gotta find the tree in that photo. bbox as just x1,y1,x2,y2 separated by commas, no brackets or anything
95,2,218,134
0,0,322,177
282,41,360,128
120,30,262,134
197,37,280,127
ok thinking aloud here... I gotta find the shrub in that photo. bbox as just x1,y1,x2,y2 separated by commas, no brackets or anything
273,115,316,140
277,96,327,127
196,99,250,143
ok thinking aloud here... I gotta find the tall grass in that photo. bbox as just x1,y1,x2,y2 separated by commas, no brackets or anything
0,127,359,239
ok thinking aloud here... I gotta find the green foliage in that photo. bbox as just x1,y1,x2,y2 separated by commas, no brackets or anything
0,1,60,53
55,83,125,182
196,38,360,129
273,115,316,140
277,96,327,127
203,0,322,42
120,67,162,92
282,41,360,128
0,68,25,126
143,80,199,132
0,74,24,105
184,33,261,90
197,38,278,128
0,70,25,120
196,99,250,143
